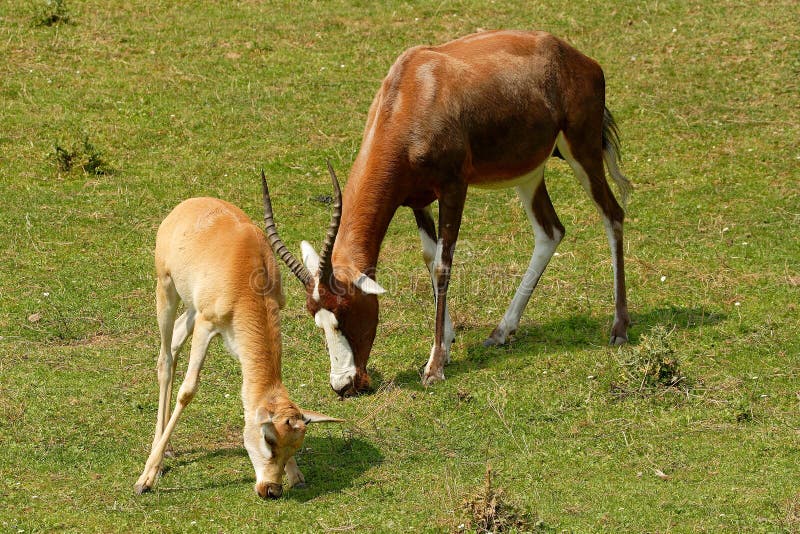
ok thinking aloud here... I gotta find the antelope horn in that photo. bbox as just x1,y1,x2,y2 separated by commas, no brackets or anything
261,170,312,286
317,161,342,285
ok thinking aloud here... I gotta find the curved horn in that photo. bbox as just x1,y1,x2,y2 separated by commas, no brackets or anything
261,170,312,286
317,161,342,284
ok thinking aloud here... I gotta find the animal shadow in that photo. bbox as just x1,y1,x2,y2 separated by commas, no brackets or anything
391,305,726,386
154,432,382,500
286,432,383,502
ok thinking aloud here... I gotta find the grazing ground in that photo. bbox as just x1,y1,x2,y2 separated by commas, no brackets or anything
1,0,798,531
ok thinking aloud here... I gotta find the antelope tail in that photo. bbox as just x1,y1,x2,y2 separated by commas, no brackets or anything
602,107,633,209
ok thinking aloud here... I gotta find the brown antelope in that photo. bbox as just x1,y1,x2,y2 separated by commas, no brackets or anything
135,190,341,499
263,30,632,393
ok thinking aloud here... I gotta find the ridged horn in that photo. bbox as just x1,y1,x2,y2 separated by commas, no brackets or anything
261,170,312,286
317,161,342,285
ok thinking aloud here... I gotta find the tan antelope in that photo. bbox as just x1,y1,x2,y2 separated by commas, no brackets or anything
135,189,341,499
264,30,632,393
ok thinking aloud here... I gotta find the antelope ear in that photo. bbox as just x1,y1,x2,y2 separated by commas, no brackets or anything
301,409,344,424
300,241,320,275
353,273,386,295
255,406,274,426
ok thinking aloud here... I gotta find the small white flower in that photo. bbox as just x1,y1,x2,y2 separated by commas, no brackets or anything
43,292,50,297
734,301,741,306
660,275,666,282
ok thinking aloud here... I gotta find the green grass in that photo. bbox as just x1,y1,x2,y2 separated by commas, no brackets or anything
1,0,799,531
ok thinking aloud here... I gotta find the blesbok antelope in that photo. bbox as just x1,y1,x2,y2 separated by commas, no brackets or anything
264,30,632,393
135,191,341,499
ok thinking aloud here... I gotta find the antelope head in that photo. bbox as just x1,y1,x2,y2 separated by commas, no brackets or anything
247,401,342,499
261,164,385,397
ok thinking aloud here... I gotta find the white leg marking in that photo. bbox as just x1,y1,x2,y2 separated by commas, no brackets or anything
426,237,454,365
556,132,593,196
417,211,455,361
601,216,626,332
558,132,628,344
424,342,446,382
602,217,620,306
314,309,356,392
491,167,562,345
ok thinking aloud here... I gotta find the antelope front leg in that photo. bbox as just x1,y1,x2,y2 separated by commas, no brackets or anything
284,456,305,489
414,206,455,362
423,184,466,386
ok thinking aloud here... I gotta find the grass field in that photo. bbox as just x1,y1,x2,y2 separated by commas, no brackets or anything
1,0,799,531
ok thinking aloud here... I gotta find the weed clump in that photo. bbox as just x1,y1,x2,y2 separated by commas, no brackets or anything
611,326,689,399
458,464,540,533
35,0,72,27
54,136,114,175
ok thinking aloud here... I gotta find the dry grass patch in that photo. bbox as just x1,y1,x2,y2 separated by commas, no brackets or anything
611,325,690,399
457,464,540,533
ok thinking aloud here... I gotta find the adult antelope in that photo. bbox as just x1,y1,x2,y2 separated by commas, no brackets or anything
264,30,632,393
135,191,341,499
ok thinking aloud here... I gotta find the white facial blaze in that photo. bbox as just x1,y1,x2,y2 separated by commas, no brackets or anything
312,278,321,303
314,308,356,392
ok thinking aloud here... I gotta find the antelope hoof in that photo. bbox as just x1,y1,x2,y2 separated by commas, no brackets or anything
286,468,306,489
609,334,628,346
483,334,504,347
483,326,512,347
422,369,445,387
134,482,151,496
